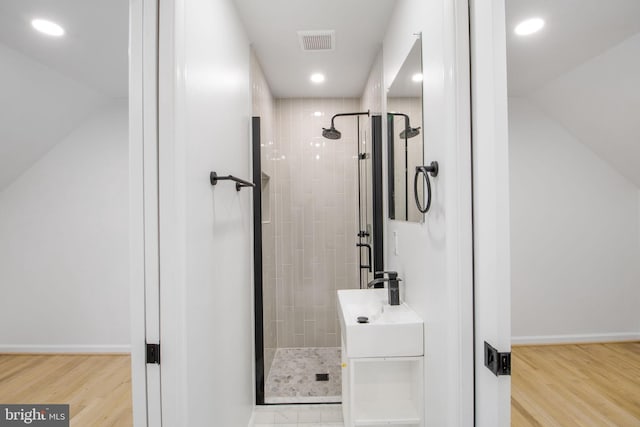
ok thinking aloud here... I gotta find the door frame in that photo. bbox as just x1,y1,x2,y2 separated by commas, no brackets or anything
133,0,256,423
130,0,512,424
469,0,512,425
129,0,163,425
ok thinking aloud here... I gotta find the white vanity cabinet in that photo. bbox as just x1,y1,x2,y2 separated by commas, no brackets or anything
341,342,424,426
338,289,425,427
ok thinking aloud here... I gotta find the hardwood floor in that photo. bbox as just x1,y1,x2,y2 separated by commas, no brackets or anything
0,354,132,427
1,345,638,426
512,342,640,427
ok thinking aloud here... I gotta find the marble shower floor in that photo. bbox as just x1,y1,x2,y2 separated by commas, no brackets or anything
265,347,342,404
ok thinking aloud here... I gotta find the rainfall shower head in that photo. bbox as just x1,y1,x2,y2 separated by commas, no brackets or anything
389,112,420,139
399,126,421,139
321,110,370,140
322,126,342,140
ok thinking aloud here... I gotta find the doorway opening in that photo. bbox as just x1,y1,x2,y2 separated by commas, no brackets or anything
506,1,640,424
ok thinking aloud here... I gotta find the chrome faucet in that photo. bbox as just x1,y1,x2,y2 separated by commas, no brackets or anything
367,271,401,306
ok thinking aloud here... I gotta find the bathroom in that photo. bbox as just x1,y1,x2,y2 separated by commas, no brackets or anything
135,0,640,422
0,0,508,425
131,0,483,425
5,0,639,425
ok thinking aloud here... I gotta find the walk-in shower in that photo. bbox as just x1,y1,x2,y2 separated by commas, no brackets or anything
252,101,384,405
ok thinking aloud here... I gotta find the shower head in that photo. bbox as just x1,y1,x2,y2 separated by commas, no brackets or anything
321,110,370,140
389,112,420,139
322,126,342,140
399,126,421,139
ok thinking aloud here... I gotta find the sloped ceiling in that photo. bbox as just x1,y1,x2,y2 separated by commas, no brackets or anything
530,34,640,187
507,0,640,188
0,1,127,190
0,0,128,98
0,44,107,190
506,0,640,96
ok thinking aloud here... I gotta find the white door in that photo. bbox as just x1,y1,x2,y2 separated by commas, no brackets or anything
470,1,512,426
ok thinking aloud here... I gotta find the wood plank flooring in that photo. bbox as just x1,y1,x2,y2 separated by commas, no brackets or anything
512,342,640,427
0,354,132,427
0,344,638,426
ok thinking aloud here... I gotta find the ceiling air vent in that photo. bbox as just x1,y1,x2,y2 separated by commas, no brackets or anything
298,30,335,51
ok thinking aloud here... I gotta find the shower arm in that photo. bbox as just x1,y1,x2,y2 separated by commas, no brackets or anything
388,112,412,134
329,110,370,128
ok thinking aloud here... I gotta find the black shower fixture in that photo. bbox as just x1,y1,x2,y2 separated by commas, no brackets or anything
322,125,342,140
389,112,421,139
322,110,370,140
399,126,421,139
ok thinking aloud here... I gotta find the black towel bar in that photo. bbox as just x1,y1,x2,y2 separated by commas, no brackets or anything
210,171,255,191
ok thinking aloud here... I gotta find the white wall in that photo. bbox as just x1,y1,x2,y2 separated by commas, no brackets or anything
0,100,130,352
384,0,474,425
509,97,640,343
0,42,107,190
158,0,254,425
529,33,640,188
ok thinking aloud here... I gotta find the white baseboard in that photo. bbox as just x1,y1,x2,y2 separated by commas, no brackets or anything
0,344,131,354
512,332,640,346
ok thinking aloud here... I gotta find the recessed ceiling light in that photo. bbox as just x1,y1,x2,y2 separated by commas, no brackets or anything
31,19,65,37
514,17,544,36
313,111,323,117
412,73,423,83
310,73,325,84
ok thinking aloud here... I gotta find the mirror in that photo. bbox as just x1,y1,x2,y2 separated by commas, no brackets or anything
387,37,424,222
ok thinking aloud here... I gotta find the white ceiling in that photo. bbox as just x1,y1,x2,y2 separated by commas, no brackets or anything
0,0,128,98
0,0,127,190
506,0,640,96
507,0,640,188
0,43,107,190
530,33,640,187
234,0,396,98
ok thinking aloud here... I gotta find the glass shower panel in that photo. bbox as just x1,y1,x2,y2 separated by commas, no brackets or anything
255,101,382,405
357,117,374,289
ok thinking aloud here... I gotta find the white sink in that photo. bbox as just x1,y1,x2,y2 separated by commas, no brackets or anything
338,289,424,358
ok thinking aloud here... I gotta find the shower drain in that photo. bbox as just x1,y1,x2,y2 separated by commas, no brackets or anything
315,373,329,381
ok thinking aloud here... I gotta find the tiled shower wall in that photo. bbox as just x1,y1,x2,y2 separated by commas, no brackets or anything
251,51,277,377
274,98,361,348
